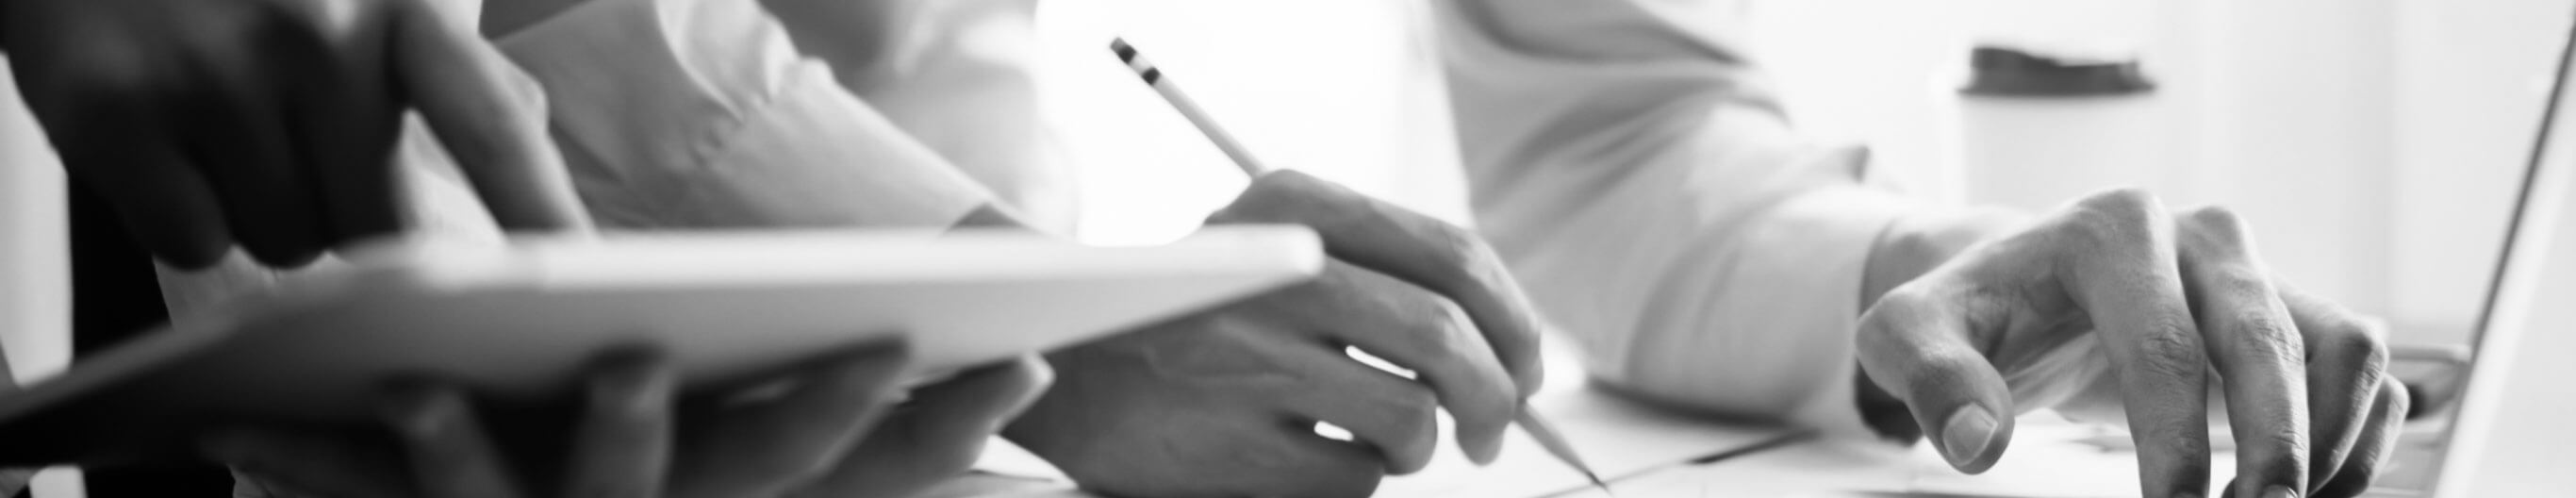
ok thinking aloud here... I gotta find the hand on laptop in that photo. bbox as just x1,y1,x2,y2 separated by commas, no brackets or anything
1,0,588,269
1854,190,2409,498
203,344,1050,498
1004,171,1547,498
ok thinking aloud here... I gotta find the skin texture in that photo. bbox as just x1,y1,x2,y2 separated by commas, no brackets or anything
1004,171,1549,498
206,344,1053,498
1855,190,2407,498
0,0,590,269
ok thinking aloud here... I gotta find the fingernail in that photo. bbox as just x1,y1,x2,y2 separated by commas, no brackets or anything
1940,406,1997,468
2263,485,2296,498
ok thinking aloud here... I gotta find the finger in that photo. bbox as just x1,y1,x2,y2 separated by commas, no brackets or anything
1214,170,1546,397
1854,288,2016,473
1246,421,1389,498
1268,341,1442,475
379,382,526,498
47,105,235,268
266,11,409,246
387,0,590,233
2277,284,2390,491
2043,191,2218,498
202,428,414,498
562,349,676,498
790,356,1051,498
2314,380,2407,498
675,342,909,498
1256,261,1515,464
178,54,328,267
2174,208,2309,498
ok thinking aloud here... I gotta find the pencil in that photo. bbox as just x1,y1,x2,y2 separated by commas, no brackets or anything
1110,37,1612,495
1109,38,1268,177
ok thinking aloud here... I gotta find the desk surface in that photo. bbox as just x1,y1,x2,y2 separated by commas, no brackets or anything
928,409,2468,498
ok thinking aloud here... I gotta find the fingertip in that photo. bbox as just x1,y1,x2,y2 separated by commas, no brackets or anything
1461,424,1504,466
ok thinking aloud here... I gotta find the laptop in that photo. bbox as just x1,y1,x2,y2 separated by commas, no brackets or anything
2400,5,2576,497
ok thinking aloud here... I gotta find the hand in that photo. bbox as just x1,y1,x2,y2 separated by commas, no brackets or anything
205,344,1050,498
1,0,588,269
1855,190,2407,498
1004,171,1548,498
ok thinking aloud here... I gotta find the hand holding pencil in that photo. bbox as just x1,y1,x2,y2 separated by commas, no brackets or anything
1111,38,1610,491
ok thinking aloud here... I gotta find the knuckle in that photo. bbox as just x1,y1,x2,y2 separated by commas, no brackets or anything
2065,188,2169,246
2135,321,2211,377
2077,188,2165,223
2225,309,2302,354
1857,289,1937,342
2179,206,2263,261
2256,430,2312,463
2378,379,2411,411
2317,324,2391,372
2181,205,2249,237
504,65,551,116
1427,222,1491,268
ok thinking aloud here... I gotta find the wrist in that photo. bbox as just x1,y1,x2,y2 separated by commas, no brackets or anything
1853,206,2026,441
1858,207,2028,308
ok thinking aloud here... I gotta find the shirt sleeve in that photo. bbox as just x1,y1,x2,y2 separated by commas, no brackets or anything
1434,0,1917,439
495,0,998,230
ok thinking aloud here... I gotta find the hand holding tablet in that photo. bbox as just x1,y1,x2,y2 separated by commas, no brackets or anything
0,226,1321,465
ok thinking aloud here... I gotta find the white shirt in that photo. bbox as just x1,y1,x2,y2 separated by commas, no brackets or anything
493,0,1916,439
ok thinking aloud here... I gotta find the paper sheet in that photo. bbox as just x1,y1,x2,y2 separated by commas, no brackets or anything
1369,384,1799,498
948,346,1797,498
1610,413,2241,498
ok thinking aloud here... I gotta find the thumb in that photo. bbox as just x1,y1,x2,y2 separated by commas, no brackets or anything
1854,290,2017,473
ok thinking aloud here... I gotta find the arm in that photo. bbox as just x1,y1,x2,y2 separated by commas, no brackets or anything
1435,0,1920,436
1440,5,2408,497
493,0,1002,230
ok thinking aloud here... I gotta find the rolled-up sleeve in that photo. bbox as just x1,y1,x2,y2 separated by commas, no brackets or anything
1436,0,1916,438
496,0,996,230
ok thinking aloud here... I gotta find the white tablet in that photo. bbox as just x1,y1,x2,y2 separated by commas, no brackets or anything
0,225,1321,464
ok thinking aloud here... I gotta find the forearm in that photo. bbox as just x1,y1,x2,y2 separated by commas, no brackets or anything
1853,206,2029,440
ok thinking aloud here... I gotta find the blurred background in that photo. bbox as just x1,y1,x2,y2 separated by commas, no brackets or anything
1036,0,2575,354
2,0,2565,409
